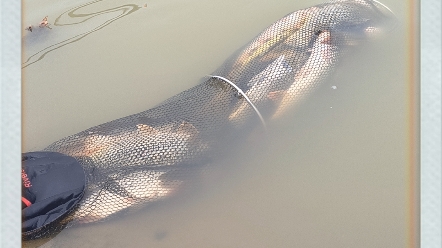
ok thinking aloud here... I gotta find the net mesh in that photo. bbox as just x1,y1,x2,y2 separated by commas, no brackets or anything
24,0,394,240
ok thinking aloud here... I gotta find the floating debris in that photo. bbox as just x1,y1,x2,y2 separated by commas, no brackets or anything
39,16,52,29
26,16,52,32
39,16,48,27
331,85,337,90
143,3,147,8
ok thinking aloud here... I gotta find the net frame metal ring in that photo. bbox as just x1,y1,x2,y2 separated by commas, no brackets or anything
209,75,267,129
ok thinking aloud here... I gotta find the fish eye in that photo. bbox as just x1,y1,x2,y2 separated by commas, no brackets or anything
314,30,323,36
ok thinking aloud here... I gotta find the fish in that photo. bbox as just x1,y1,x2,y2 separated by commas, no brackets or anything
60,121,208,168
270,1,393,119
225,7,320,82
72,168,182,223
57,124,207,224
271,30,338,119
228,55,293,127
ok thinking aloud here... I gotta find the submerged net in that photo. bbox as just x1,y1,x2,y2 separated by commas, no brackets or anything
24,0,394,240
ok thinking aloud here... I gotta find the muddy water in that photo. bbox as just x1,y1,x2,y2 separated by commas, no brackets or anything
22,0,418,247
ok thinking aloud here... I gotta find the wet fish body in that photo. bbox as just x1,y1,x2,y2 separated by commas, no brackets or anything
228,55,293,126
225,8,319,82
73,168,182,223
272,30,338,119
48,121,208,168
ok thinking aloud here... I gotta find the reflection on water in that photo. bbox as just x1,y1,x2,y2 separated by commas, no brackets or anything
22,0,143,68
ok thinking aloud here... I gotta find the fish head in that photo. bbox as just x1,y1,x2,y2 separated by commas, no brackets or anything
309,0,397,46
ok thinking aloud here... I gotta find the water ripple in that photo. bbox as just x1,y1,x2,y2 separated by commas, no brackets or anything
22,0,143,69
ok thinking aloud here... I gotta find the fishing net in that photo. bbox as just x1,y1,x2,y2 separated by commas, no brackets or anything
23,0,394,240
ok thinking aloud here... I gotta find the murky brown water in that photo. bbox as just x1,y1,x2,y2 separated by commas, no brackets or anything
22,0,418,247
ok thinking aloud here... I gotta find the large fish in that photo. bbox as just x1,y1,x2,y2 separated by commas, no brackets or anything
225,7,320,82
271,30,338,119
228,55,293,127
49,121,208,168
72,168,183,224
270,0,394,119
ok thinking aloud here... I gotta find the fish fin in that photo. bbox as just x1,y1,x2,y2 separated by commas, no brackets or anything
137,124,158,134
100,175,135,199
176,121,199,137
267,90,285,101
76,135,107,157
